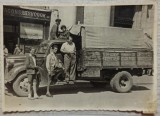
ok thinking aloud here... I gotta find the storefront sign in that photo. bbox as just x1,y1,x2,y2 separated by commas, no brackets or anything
20,22,43,39
4,6,51,21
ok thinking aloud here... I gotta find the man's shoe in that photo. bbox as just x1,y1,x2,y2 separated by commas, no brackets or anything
28,94,34,100
46,93,53,97
69,81,74,84
34,95,40,99
65,78,69,84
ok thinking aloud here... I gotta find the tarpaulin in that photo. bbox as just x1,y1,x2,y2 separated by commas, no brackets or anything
70,25,153,50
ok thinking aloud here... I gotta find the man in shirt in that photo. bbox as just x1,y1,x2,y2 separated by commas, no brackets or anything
13,44,21,55
3,45,8,57
59,25,70,39
46,45,64,97
60,36,76,84
50,19,61,40
4,45,8,72
26,48,39,99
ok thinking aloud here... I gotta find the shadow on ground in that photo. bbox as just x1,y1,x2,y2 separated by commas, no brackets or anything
37,82,151,96
5,82,151,97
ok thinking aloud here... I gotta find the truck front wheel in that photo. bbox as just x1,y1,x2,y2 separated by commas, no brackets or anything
13,73,40,97
13,73,28,97
111,71,133,93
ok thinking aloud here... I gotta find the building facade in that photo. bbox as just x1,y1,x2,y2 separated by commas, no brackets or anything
3,6,51,54
3,5,154,54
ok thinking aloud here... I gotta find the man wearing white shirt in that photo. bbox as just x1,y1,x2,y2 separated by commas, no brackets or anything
46,45,64,97
60,36,76,84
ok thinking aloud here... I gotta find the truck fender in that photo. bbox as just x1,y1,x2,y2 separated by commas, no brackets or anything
5,65,26,83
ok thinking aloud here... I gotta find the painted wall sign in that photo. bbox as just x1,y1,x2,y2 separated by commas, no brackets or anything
4,6,51,21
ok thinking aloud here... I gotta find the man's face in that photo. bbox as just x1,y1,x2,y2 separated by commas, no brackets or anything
50,47,58,54
56,21,61,25
62,28,66,32
30,48,35,55
53,47,58,53
67,37,73,44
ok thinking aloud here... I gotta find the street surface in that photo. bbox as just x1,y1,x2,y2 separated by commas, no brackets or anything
4,75,156,112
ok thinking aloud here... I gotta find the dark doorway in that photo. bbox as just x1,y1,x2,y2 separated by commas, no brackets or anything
3,21,19,54
113,6,135,28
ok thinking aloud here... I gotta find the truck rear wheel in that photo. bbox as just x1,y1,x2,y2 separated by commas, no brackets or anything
112,71,133,93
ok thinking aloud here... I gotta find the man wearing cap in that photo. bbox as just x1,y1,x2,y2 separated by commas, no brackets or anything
50,19,61,40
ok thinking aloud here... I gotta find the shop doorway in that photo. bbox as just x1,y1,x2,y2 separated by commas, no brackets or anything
3,21,19,54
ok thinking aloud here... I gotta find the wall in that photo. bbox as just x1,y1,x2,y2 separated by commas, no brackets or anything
48,6,77,31
133,5,154,38
83,6,111,26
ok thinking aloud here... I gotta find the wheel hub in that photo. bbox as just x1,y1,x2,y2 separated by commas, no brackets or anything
19,78,28,92
120,77,128,87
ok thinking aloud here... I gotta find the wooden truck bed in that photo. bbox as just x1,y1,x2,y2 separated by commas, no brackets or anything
78,49,153,77
71,25,153,77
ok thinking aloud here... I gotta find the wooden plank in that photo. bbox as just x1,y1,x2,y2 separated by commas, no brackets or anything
121,52,136,66
103,52,120,66
137,52,153,66
83,51,102,67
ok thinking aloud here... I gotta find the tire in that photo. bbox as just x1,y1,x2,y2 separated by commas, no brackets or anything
13,73,40,97
112,71,133,93
13,73,28,97
90,81,107,88
5,83,13,91
110,77,116,91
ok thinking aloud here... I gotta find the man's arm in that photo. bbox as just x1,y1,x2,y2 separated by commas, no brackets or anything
13,48,16,54
50,24,58,39
25,55,34,69
60,43,67,53
46,55,51,74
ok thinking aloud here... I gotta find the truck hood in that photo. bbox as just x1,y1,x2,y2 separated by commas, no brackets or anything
6,55,26,67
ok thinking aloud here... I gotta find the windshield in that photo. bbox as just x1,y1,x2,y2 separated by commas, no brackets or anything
36,44,49,54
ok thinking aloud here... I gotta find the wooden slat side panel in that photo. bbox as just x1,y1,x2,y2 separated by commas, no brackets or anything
103,52,120,66
137,52,153,67
121,52,137,66
83,51,102,67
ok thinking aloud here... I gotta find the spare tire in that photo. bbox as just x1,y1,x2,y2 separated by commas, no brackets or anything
112,71,133,93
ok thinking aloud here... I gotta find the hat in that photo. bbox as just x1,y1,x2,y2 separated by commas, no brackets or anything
55,18,61,22
61,25,66,30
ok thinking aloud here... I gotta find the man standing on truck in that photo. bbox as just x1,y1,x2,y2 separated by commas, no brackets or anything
59,25,70,39
26,48,39,99
50,18,61,40
60,36,76,84
46,45,64,97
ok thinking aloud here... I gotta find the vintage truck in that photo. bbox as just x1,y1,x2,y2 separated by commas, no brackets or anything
5,25,153,97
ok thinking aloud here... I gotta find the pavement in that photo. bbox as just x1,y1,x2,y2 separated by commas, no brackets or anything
3,75,156,113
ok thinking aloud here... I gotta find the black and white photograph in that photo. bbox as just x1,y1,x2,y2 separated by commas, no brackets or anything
3,4,156,112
